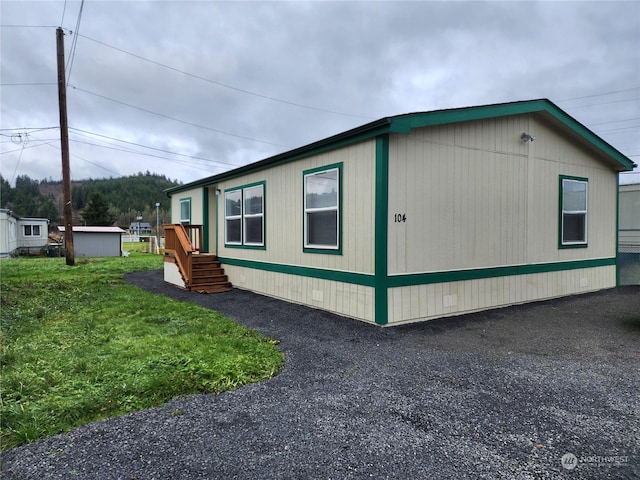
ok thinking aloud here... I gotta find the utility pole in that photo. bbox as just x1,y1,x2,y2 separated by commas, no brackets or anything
56,27,74,266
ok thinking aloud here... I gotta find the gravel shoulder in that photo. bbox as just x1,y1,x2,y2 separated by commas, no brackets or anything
2,271,639,479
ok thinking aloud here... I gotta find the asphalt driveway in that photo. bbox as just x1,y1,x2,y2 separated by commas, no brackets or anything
2,270,639,479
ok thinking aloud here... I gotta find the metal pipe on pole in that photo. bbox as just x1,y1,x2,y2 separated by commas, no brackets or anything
56,27,74,266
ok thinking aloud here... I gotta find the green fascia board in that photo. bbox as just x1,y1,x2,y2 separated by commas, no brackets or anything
165,99,635,197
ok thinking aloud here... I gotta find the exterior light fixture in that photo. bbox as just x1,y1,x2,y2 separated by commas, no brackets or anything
521,133,535,143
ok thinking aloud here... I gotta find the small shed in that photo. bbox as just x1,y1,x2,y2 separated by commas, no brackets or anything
0,209,49,257
59,226,125,257
165,99,636,325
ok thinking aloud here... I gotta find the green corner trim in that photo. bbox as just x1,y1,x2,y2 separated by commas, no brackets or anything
374,135,390,325
386,258,616,288
615,173,620,286
202,187,209,253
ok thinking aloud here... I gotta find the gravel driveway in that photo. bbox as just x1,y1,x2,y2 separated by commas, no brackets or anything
2,270,639,480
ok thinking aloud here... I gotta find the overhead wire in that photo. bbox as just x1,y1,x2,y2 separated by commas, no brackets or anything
68,127,240,170
69,85,292,148
76,32,375,120
65,0,85,85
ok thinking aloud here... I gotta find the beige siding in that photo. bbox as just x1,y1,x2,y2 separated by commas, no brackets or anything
225,264,375,323
388,114,618,276
171,187,204,225
387,265,616,325
216,140,377,274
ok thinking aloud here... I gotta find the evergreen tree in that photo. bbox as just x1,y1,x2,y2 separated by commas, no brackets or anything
0,175,14,209
82,192,116,226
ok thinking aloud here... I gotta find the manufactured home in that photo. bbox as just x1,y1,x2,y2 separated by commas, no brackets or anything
0,209,49,257
59,226,125,257
618,182,640,285
164,99,636,325
619,183,640,253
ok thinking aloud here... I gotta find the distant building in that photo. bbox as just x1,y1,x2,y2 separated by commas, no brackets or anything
59,226,125,257
0,209,49,257
619,183,640,253
129,222,153,234
618,182,640,285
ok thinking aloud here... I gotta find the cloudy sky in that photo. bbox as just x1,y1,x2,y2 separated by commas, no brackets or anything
1,0,639,188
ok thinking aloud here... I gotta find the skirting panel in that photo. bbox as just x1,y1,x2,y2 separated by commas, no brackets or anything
224,264,376,323
387,265,616,325
163,260,186,288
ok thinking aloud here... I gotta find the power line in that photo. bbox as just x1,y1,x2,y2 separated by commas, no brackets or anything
68,127,242,169
0,82,57,86
65,0,85,84
69,85,291,148
0,24,59,28
76,32,374,120
555,87,640,102
67,138,223,174
45,142,122,177
61,0,68,26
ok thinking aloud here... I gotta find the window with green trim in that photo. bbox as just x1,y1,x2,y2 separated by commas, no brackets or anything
559,176,588,247
304,165,340,250
224,183,265,247
179,198,191,224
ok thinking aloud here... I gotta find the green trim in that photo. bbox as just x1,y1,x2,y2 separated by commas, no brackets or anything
216,257,615,293
218,257,375,287
179,197,191,223
223,181,266,250
374,135,390,325
387,258,616,288
302,162,343,254
616,173,620,286
165,99,635,198
558,175,589,249
202,187,209,253
215,188,219,255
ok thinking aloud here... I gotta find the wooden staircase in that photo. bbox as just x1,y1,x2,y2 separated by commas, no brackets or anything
164,224,232,293
190,254,232,293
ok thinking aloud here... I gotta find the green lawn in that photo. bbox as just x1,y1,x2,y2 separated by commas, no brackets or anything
0,255,283,450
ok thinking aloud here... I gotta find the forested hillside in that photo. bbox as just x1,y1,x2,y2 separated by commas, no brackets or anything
1,172,181,229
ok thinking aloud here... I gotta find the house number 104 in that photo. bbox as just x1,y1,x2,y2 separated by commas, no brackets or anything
394,214,407,223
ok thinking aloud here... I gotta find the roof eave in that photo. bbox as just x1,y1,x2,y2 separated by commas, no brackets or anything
166,99,635,196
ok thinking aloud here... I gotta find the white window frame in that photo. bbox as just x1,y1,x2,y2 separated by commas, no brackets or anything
23,225,41,237
560,176,588,247
303,165,341,252
179,198,191,224
224,182,265,248
242,184,264,246
224,189,242,245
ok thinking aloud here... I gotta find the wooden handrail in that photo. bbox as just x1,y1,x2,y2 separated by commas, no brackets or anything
163,224,196,287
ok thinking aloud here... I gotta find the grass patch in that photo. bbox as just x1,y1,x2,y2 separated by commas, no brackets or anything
0,255,284,450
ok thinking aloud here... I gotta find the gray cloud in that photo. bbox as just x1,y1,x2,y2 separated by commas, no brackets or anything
1,0,638,187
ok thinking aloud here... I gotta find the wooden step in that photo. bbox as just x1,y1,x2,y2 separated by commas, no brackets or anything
188,254,232,293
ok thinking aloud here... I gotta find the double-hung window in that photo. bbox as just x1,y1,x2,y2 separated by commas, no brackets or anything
559,175,588,247
303,163,341,252
179,198,191,224
23,225,41,237
224,182,265,248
